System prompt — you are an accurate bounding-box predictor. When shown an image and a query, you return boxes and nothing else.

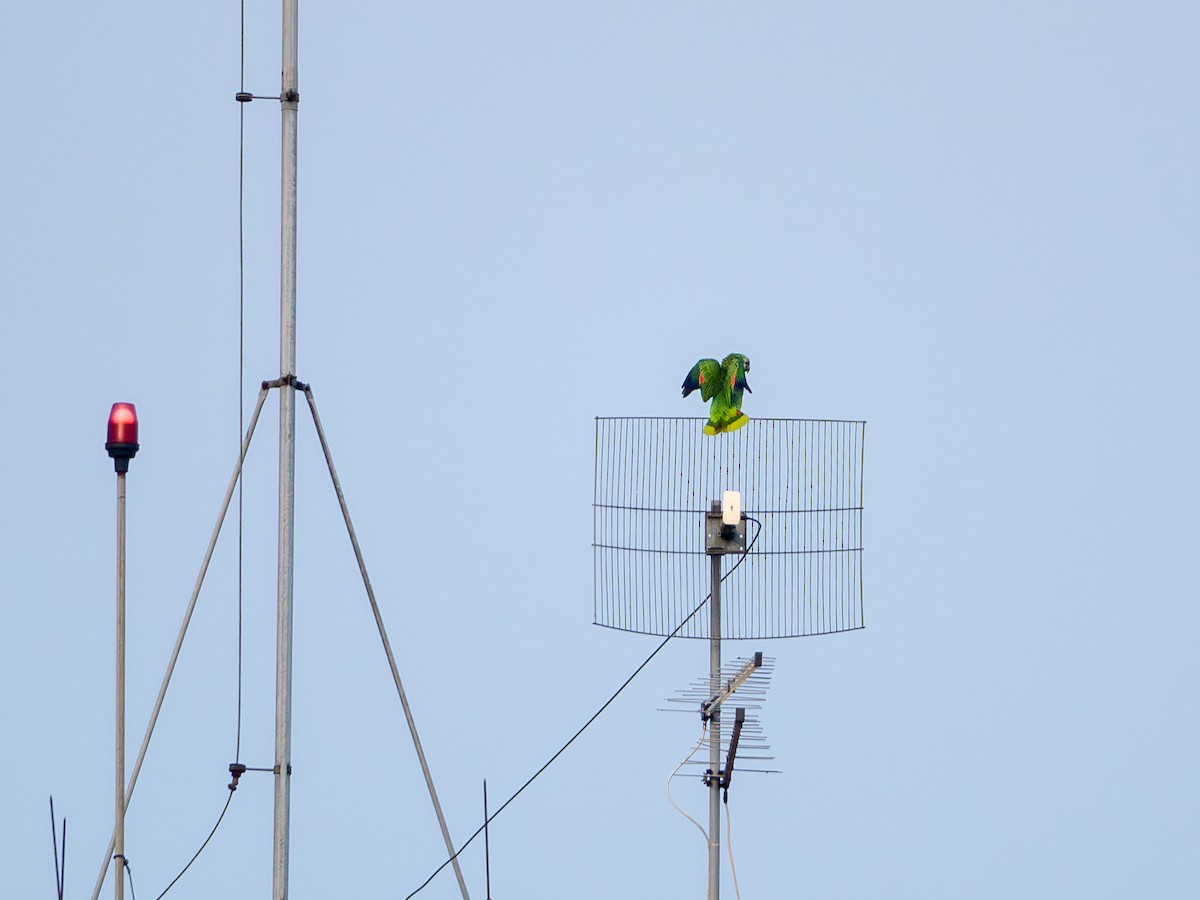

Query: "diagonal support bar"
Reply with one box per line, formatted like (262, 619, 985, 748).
(91, 385, 272, 900)
(301, 385, 471, 900)
(722, 707, 747, 795)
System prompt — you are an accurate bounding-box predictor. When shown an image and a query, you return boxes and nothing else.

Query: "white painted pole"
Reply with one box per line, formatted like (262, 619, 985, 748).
(274, 0, 299, 894)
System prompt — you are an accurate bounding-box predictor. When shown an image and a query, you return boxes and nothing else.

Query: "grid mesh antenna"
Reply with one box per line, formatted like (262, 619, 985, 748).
(593, 417, 865, 639)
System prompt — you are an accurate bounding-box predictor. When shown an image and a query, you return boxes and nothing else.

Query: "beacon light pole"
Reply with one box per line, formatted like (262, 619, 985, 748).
(106, 402, 139, 900)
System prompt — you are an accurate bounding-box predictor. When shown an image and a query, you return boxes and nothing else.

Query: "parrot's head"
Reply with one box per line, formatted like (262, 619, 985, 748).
(726, 353, 751, 393)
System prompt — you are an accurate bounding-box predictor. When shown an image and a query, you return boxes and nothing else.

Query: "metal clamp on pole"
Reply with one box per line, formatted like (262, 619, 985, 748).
(706, 492, 746, 555)
(228, 763, 248, 791)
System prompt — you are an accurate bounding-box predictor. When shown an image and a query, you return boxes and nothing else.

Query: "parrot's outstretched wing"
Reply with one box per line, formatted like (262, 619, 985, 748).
(682, 358, 722, 401)
(728, 356, 751, 408)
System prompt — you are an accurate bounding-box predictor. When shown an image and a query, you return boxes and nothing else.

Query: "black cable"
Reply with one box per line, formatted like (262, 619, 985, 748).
(403, 517, 762, 899)
(49, 797, 65, 900)
(153, 789, 235, 900)
(122, 857, 137, 900)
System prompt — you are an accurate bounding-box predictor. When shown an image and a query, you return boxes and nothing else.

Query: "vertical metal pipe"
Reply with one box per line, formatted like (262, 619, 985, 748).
(708, 545, 721, 900)
(274, 0, 299, 895)
(115, 471, 126, 900)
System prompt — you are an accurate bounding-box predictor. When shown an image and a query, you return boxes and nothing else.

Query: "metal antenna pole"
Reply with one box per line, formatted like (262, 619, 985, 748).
(114, 470, 127, 900)
(273, 0, 299, 895)
(708, 546, 722, 900)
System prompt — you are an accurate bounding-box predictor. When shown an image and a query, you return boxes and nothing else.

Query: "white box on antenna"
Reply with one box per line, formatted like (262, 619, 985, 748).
(706, 493, 746, 553)
(722, 490, 741, 525)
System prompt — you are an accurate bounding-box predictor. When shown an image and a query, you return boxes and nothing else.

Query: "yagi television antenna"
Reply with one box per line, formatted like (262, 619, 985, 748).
(593, 416, 865, 899)
(663, 652, 780, 781)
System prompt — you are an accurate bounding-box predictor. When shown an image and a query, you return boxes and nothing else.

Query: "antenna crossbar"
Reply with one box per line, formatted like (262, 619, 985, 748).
(701, 653, 763, 720)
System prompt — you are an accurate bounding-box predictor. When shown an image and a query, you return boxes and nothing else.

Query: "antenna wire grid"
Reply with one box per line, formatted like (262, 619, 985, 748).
(594, 417, 865, 639)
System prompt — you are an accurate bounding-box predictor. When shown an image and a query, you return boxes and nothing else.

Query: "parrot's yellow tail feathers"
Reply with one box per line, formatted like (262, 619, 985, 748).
(704, 412, 749, 435)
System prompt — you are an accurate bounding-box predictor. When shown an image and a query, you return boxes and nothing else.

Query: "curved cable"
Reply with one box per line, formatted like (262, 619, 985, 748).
(123, 857, 137, 900)
(153, 789, 235, 900)
(403, 517, 763, 899)
(49, 796, 66, 900)
(725, 796, 742, 900)
(666, 723, 710, 842)
(727, 519, 756, 900)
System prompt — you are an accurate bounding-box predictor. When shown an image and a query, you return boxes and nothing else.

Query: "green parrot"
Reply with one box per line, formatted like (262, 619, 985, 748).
(681, 353, 752, 435)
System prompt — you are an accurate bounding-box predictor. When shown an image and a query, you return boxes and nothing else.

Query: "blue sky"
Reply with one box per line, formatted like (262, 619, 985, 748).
(2, 2, 1197, 897)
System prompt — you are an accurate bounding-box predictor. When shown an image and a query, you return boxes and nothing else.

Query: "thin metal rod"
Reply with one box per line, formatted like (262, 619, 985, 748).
(708, 539, 722, 900)
(50, 797, 65, 900)
(484, 780, 491, 900)
(273, 0, 299, 893)
(115, 471, 126, 900)
(90, 387, 270, 900)
(301, 386, 471, 900)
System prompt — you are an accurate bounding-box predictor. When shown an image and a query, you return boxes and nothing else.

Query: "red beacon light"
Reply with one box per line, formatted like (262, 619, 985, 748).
(106, 402, 140, 472)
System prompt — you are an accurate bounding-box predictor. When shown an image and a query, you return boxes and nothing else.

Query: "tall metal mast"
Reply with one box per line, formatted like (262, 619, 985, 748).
(707, 550, 722, 900)
(273, 0, 299, 894)
(703, 493, 747, 900)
